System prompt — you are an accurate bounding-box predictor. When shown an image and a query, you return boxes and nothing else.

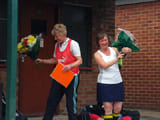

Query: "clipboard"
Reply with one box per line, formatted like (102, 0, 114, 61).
(50, 63, 75, 88)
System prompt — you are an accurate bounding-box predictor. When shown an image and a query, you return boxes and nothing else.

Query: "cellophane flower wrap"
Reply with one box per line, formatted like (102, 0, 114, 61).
(17, 34, 42, 67)
(112, 28, 140, 67)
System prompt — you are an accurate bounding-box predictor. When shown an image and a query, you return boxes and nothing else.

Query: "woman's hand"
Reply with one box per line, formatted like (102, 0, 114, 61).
(63, 65, 72, 72)
(35, 58, 43, 63)
(117, 54, 123, 59)
(122, 47, 132, 54)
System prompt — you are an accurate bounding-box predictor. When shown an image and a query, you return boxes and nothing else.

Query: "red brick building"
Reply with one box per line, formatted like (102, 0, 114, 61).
(0, 0, 159, 117)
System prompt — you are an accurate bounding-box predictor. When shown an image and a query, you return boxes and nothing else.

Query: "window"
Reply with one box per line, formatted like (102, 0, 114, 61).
(31, 19, 47, 35)
(0, 0, 7, 64)
(63, 4, 92, 67)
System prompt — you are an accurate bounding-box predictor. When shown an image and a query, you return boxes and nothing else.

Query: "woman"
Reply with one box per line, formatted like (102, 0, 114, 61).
(36, 24, 82, 120)
(94, 32, 131, 120)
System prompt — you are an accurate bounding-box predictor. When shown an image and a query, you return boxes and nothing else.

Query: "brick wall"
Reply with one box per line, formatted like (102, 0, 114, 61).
(115, 1, 160, 110)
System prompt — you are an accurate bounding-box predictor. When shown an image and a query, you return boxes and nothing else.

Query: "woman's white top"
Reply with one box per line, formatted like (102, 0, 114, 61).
(53, 37, 81, 58)
(97, 47, 122, 84)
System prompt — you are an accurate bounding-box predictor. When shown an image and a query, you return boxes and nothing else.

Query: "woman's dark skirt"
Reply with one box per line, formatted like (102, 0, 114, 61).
(97, 82, 124, 102)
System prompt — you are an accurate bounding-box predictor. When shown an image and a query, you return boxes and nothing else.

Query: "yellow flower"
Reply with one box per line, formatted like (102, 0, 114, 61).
(17, 44, 23, 52)
(20, 47, 28, 53)
(21, 38, 24, 42)
(29, 36, 36, 42)
(29, 35, 35, 40)
(25, 47, 28, 51)
(28, 39, 33, 43)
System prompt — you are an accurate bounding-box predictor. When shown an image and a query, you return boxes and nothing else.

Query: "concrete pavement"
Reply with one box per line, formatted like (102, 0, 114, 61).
(139, 109, 160, 120)
(28, 115, 68, 120)
(28, 109, 160, 120)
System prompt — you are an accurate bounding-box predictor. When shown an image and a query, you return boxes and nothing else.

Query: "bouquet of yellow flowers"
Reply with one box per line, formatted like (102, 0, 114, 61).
(17, 34, 42, 67)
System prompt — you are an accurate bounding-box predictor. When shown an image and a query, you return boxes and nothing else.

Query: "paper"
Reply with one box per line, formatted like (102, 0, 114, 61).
(50, 63, 75, 88)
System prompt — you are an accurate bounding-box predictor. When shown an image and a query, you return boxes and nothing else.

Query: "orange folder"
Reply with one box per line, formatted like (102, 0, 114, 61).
(50, 63, 75, 88)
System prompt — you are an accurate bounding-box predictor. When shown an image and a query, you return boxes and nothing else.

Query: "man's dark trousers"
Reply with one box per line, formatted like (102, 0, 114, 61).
(43, 74, 80, 120)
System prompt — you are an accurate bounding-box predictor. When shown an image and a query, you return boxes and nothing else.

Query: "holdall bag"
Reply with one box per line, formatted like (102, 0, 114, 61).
(16, 111, 28, 120)
(83, 104, 105, 116)
(121, 109, 140, 120)
(121, 116, 132, 120)
(77, 111, 90, 120)
(82, 104, 98, 115)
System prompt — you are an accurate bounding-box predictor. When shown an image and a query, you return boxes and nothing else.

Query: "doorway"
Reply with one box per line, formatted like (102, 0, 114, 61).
(18, 0, 57, 116)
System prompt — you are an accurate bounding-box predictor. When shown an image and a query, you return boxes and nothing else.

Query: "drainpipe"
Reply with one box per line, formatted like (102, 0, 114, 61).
(6, 0, 18, 120)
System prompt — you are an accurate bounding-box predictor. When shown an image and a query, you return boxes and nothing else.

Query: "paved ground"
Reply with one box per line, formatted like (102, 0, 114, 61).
(139, 109, 160, 120)
(28, 109, 160, 120)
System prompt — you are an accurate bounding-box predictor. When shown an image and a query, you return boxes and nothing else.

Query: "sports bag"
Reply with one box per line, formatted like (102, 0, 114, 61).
(121, 109, 140, 120)
(82, 104, 105, 116)
(77, 111, 90, 120)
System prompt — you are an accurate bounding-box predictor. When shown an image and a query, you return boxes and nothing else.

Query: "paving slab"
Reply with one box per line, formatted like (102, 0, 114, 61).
(28, 115, 68, 120)
(28, 109, 160, 120)
(138, 109, 160, 120)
